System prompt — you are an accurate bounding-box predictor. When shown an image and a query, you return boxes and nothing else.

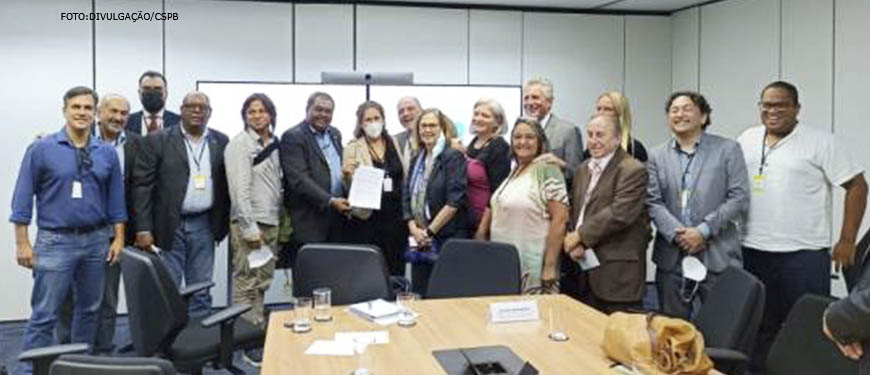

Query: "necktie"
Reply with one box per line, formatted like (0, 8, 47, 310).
(147, 115, 158, 134)
(577, 161, 604, 229)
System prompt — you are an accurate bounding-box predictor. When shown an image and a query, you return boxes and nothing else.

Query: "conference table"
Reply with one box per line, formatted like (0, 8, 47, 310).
(262, 294, 725, 374)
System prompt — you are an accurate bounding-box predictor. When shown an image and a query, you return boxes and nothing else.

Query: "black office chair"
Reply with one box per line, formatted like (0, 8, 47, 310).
(766, 294, 859, 375)
(120, 247, 264, 375)
(425, 239, 521, 299)
(693, 266, 765, 375)
(293, 243, 393, 305)
(50, 354, 176, 375)
(18, 343, 89, 375)
(19, 346, 176, 375)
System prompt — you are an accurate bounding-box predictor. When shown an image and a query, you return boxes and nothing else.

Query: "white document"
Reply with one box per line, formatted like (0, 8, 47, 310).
(348, 166, 385, 210)
(578, 249, 600, 271)
(304, 340, 355, 356)
(247, 246, 274, 269)
(348, 299, 401, 320)
(334, 331, 390, 344)
(489, 300, 540, 323)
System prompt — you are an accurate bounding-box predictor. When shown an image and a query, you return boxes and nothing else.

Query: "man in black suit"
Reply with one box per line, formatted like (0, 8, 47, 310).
(125, 70, 180, 136)
(825, 229, 870, 373)
(56, 93, 141, 354)
(280, 92, 350, 251)
(133, 91, 229, 317)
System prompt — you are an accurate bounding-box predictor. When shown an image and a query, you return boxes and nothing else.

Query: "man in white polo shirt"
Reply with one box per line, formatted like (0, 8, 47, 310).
(738, 80, 868, 373)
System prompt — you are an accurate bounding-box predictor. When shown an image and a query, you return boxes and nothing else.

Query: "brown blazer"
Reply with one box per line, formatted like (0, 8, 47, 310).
(570, 148, 651, 302)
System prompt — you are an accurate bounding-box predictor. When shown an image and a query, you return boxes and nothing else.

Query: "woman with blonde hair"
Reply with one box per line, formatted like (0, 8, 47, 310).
(588, 91, 648, 162)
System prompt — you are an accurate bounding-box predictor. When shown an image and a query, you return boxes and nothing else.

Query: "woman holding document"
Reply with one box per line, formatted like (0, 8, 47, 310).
(342, 101, 407, 276)
(403, 108, 470, 294)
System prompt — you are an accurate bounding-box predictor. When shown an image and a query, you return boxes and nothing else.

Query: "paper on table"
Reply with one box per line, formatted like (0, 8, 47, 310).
(578, 249, 600, 271)
(335, 331, 390, 344)
(348, 166, 385, 210)
(304, 340, 355, 356)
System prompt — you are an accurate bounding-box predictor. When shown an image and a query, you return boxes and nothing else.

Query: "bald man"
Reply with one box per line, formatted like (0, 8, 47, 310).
(133, 91, 230, 317)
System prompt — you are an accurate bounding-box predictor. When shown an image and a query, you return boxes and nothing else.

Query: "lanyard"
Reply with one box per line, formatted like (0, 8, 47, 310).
(364, 136, 385, 164)
(680, 152, 697, 190)
(184, 137, 207, 172)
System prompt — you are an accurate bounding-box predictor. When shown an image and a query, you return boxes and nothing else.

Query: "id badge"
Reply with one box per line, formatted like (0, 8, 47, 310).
(71, 181, 83, 199)
(193, 174, 207, 190)
(679, 189, 691, 209)
(753, 174, 766, 194)
(383, 177, 393, 193)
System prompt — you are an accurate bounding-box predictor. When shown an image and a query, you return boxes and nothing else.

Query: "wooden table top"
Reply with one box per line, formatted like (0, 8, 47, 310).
(262, 294, 723, 374)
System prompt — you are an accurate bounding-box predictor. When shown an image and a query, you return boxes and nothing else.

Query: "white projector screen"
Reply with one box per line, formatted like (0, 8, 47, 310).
(197, 81, 522, 145)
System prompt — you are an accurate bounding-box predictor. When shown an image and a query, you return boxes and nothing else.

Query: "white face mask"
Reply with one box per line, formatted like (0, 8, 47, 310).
(363, 121, 384, 139)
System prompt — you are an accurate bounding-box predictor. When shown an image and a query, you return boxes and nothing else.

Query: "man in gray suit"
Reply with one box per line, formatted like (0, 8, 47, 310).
(647, 91, 750, 319)
(825, 234, 870, 373)
(394, 96, 422, 174)
(522, 77, 583, 175)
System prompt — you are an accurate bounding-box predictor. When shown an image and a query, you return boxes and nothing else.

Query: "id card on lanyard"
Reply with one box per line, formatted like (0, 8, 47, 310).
(185, 137, 208, 190)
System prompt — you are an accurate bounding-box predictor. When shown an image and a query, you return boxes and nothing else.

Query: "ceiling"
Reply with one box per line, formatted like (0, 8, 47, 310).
(373, 0, 717, 13)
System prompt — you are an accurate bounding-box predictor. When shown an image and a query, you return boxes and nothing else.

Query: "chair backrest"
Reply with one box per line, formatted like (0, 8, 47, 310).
(694, 266, 765, 351)
(119, 248, 188, 357)
(293, 243, 392, 305)
(766, 294, 859, 375)
(425, 239, 521, 299)
(50, 355, 176, 375)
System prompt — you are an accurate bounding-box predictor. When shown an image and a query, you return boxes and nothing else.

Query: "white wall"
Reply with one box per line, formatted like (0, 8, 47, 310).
(0, 0, 676, 321)
(672, 0, 870, 297)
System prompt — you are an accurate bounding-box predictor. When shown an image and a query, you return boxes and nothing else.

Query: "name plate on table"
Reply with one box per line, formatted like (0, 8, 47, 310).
(489, 301, 540, 323)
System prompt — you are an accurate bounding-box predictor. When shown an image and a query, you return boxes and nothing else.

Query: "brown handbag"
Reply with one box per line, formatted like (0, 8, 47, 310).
(602, 312, 714, 375)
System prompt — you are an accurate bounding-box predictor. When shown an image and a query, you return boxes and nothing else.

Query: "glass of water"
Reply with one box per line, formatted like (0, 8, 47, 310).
(396, 292, 418, 327)
(313, 287, 333, 322)
(293, 297, 312, 333)
(351, 335, 375, 375)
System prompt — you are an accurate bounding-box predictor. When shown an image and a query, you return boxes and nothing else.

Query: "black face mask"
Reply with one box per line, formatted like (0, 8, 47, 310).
(141, 90, 165, 113)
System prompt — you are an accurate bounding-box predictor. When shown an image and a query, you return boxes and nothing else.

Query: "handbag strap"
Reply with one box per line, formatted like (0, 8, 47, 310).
(253, 141, 279, 166)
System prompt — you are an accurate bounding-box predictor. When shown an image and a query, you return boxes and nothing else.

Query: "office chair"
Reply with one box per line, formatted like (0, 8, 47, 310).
(766, 294, 858, 375)
(50, 354, 176, 375)
(293, 243, 393, 305)
(119, 247, 264, 375)
(692, 266, 765, 375)
(18, 343, 89, 375)
(425, 239, 522, 299)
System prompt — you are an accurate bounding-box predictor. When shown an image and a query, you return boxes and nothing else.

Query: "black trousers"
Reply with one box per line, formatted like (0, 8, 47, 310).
(743, 247, 831, 372)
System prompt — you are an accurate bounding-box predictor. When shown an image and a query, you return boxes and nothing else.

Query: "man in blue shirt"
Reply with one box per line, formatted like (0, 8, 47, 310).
(10, 86, 126, 369)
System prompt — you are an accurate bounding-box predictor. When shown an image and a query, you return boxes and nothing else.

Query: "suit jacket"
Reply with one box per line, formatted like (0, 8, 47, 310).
(133, 125, 230, 251)
(402, 147, 470, 241)
(647, 133, 750, 273)
(570, 148, 651, 302)
(122, 132, 143, 246)
(280, 121, 343, 244)
(125, 110, 181, 136)
(544, 114, 584, 178)
(827, 230, 870, 374)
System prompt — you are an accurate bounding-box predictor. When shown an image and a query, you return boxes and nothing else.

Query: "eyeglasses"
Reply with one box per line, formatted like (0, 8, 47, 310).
(757, 101, 794, 112)
(182, 103, 211, 112)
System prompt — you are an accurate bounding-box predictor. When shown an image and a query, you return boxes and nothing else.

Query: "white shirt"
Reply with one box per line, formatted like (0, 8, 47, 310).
(738, 125, 862, 251)
(540, 112, 552, 129)
(140, 109, 166, 136)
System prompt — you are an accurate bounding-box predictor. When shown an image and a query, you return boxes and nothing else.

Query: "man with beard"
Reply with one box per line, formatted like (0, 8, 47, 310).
(125, 70, 180, 135)
(56, 94, 142, 354)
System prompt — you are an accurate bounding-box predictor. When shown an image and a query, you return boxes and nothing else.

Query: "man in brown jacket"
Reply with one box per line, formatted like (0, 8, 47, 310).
(563, 114, 651, 313)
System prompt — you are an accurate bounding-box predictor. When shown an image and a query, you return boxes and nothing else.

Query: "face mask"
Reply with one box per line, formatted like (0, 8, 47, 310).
(680, 256, 708, 303)
(141, 90, 165, 113)
(363, 121, 384, 139)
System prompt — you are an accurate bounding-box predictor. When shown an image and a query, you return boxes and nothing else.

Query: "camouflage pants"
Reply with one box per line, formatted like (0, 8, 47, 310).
(230, 222, 279, 328)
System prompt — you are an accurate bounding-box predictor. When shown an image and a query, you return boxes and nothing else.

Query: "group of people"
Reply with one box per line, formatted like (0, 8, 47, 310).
(10, 71, 870, 374)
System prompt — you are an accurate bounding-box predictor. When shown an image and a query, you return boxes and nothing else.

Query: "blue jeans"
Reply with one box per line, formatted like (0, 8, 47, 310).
(56, 258, 121, 354)
(164, 212, 214, 318)
(23, 226, 110, 373)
